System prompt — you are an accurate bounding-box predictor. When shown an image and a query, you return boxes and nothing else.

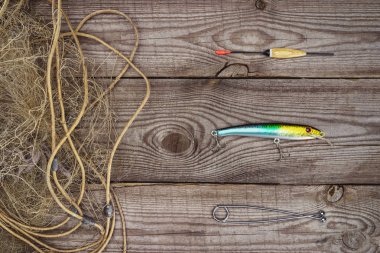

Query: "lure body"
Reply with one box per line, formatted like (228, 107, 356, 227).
(212, 124, 324, 140)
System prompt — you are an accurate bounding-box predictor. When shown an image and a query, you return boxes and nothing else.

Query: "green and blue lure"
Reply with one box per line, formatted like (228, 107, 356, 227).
(212, 123, 331, 160)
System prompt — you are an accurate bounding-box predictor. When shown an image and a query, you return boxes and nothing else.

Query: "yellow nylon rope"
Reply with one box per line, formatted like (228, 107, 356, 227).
(0, 0, 9, 18)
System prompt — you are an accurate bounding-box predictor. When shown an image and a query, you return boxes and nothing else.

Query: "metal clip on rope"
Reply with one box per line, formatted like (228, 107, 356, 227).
(82, 215, 95, 226)
(212, 205, 326, 224)
(103, 204, 113, 218)
(51, 158, 59, 172)
(69, 206, 79, 215)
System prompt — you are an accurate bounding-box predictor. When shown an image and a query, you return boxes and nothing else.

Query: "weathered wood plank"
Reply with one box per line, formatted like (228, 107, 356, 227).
(103, 78, 380, 184)
(32, 0, 380, 77)
(49, 184, 380, 252)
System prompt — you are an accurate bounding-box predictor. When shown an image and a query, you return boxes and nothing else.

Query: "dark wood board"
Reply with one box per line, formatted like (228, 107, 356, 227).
(99, 78, 380, 184)
(32, 0, 380, 78)
(48, 184, 380, 253)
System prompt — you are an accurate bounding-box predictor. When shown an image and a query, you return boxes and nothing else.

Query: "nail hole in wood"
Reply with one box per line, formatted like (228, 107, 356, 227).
(161, 133, 192, 154)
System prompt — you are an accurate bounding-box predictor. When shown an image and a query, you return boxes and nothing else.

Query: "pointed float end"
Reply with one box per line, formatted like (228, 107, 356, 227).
(215, 50, 232, 55)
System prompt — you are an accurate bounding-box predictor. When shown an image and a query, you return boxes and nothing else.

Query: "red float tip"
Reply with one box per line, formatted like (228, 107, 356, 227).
(215, 50, 232, 55)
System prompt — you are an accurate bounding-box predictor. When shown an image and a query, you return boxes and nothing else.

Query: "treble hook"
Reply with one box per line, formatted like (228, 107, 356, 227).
(273, 138, 289, 161)
(211, 130, 225, 152)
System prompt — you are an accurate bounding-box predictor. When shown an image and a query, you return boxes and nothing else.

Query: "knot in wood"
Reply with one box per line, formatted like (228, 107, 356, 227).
(327, 185, 344, 203)
(255, 0, 266, 10)
(216, 63, 249, 77)
(342, 231, 367, 250)
(161, 132, 192, 154)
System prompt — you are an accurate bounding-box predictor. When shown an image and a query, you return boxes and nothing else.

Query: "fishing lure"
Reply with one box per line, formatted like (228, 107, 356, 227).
(211, 123, 331, 160)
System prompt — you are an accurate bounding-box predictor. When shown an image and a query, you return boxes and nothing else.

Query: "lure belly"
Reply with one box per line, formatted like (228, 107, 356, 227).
(212, 124, 324, 140)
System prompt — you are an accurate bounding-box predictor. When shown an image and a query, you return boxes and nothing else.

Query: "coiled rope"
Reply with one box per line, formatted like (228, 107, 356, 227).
(0, 0, 150, 251)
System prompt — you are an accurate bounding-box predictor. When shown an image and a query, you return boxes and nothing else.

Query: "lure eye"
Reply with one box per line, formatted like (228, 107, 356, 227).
(305, 127, 311, 133)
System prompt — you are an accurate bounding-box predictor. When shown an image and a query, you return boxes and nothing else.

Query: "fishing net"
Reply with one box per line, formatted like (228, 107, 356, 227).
(0, 1, 149, 251)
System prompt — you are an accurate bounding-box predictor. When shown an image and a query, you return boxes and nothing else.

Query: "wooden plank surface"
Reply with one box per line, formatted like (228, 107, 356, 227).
(32, 0, 380, 78)
(5, 2, 380, 252)
(49, 184, 380, 253)
(101, 78, 380, 184)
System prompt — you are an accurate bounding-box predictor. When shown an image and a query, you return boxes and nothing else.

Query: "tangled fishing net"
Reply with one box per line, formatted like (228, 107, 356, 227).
(0, 0, 150, 252)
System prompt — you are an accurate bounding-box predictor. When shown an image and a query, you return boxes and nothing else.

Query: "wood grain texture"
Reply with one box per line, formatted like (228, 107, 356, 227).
(49, 184, 380, 253)
(32, 0, 380, 77)
(101, 78, 380, 184)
